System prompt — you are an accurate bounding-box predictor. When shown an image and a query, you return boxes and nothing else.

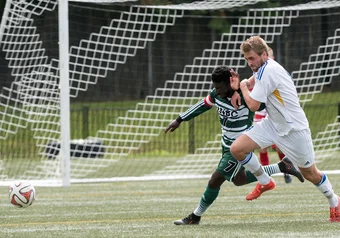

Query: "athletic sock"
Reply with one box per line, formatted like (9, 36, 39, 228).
(316, 173, 338, 207)
(239, 152, 270, 185)
(245, 164, 281, 184)
(259, 152, 269, 165)
(193, 186, 220, 216)
(264, 164, 281, 175)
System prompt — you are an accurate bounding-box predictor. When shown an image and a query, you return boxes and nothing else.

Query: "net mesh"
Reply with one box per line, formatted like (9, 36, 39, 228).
(0, 0, 339, 183)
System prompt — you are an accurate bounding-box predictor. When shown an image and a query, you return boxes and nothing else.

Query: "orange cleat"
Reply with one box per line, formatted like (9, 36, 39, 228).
(246, 178, 276, 201)
(329, 196, 340, 222)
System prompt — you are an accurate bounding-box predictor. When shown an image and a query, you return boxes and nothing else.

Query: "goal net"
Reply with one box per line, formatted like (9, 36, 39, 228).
(0, 0, 339, 185)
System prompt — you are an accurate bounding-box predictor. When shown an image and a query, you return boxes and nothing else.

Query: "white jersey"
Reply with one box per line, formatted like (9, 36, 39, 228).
(250, 58, 309, 136)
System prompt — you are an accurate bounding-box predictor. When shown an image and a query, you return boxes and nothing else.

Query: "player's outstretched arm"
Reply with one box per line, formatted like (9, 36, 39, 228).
(165, 97, 212, 134)
(164, 118, 181, 134)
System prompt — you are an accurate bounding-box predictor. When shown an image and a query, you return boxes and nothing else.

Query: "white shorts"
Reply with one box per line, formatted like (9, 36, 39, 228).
(245, 118, 315, 168)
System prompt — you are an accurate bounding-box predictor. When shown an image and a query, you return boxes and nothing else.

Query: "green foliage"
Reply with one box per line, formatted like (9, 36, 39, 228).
(208, 16, 231, 35)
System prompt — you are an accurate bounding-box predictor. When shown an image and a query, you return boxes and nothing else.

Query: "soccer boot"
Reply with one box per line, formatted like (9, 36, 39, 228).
(329, 196, 340, 222)
(174, 213, 201, 225)
(246, 178, 276, 201)
(284, 173, 292, 183)
(278, 157, 304, 183)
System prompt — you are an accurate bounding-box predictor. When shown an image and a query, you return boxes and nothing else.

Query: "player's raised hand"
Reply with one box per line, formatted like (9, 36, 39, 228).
(164, 120, 181, 134)
(230, 68, 240, 91)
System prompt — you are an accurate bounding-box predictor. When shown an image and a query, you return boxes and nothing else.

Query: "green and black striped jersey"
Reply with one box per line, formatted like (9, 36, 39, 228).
(179, 89, 255, 148)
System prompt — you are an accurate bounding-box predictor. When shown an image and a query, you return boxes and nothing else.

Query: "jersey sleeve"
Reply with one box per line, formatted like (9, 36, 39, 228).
(179, 89, 215, 121)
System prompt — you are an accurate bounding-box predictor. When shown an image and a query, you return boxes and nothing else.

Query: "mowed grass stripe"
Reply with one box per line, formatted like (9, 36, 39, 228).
(0, 176, 339, 237)
(0, 210, 331, 228)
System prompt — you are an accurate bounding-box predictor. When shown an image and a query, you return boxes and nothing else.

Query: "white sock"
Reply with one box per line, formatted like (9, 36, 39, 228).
(263, 164, 281, 175)
(316, 173, 338, 207)
(240, 152, 271, 185)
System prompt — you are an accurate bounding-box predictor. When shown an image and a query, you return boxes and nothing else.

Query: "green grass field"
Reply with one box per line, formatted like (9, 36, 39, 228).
(1, 174, 340, 238)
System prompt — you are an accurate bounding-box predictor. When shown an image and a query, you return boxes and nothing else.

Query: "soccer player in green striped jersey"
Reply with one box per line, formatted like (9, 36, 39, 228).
(165, 66, 304, 225)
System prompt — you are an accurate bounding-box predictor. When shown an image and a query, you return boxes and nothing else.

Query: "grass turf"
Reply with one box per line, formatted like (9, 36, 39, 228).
(1, 174, 340, 237)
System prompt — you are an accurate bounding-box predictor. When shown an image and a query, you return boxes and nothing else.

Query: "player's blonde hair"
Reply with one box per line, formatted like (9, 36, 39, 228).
(240, 36, 269, 56)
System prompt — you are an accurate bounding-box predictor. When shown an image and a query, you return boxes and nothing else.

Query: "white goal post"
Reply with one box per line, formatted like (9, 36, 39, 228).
(59, 0, 71, 186)
(0, 0, 339, 186)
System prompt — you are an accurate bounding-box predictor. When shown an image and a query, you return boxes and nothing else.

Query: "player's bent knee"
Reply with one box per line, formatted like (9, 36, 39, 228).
(230, 143, 239, 156)
(230, 143, 246, 160)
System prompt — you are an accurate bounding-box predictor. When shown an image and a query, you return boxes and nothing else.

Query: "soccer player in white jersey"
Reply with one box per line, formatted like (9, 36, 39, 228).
(254, 47, 292, 183)
(229, 35, 340, 222)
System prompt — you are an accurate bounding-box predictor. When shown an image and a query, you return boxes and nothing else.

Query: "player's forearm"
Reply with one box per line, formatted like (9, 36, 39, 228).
(242, 93, 259, 112)
(240, 80, 259, 112)
(248, 76, 255, 89)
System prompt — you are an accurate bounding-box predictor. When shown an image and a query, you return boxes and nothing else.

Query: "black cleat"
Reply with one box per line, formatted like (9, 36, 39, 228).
(278, 157, 304, 183)
(174, 213, 201, 225)
(284, 173, 292, 183)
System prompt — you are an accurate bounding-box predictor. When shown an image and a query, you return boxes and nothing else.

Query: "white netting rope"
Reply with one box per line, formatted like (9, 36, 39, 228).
(0, 0, 339, 180)
(144, 0, 268, 10)
(150, 1, 340, 175)
(0, 0, 271, 180)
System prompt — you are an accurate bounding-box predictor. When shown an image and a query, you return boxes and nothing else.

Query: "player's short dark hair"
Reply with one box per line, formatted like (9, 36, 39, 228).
(211, 66, 232, 83)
